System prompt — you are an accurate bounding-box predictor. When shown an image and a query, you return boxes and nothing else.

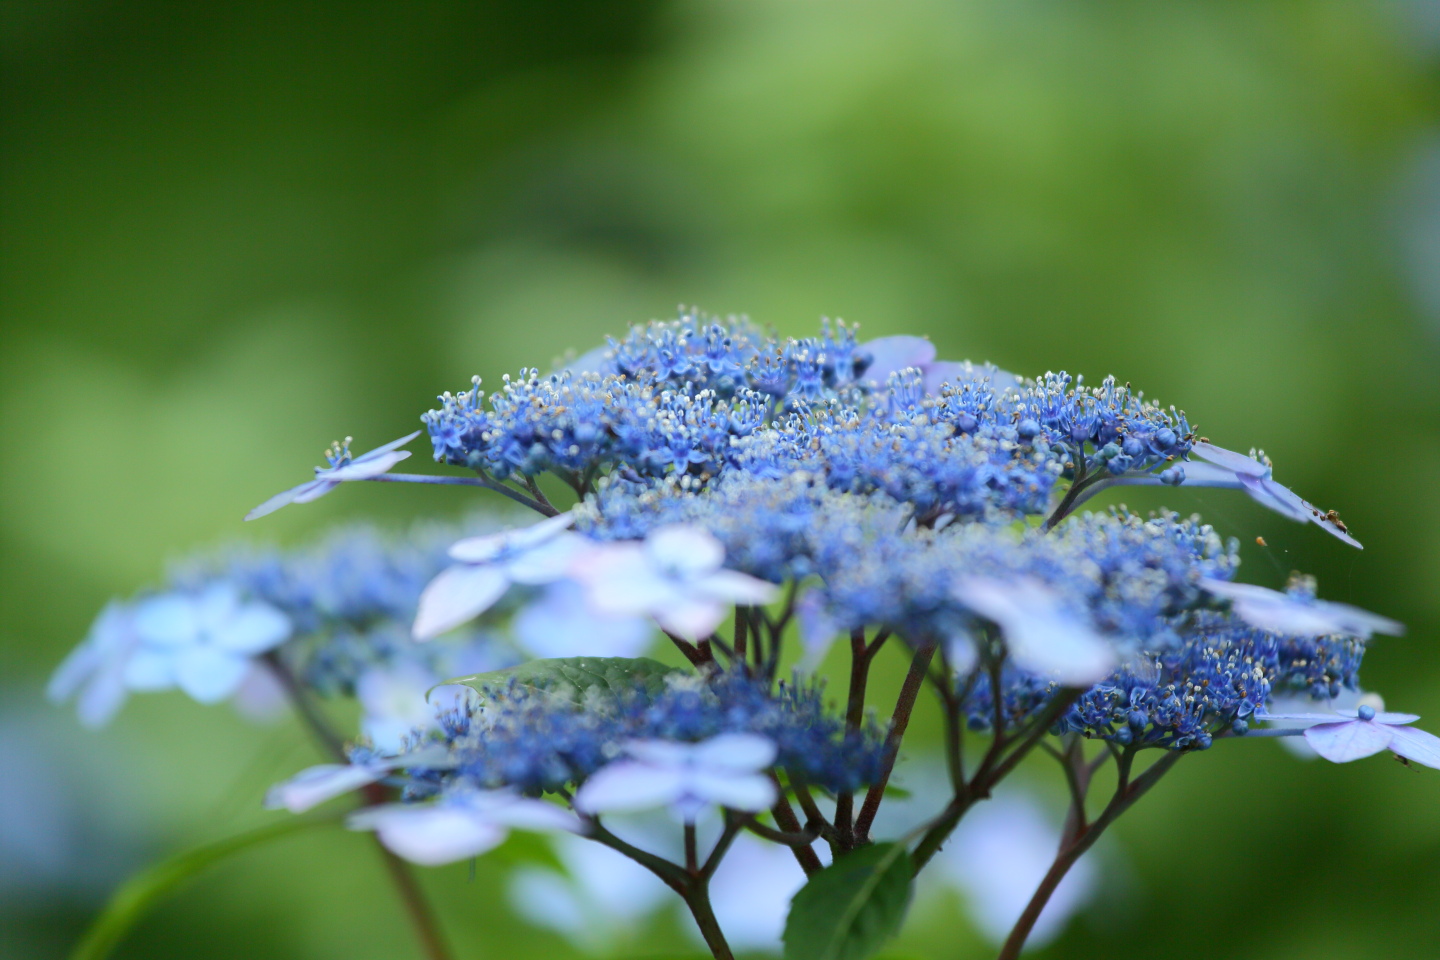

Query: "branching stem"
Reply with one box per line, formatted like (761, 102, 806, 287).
(995, 750, 1181, 960)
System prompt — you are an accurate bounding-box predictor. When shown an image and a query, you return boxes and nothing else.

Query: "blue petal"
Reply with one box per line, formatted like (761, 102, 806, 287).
(1303, 720, 1394, 763)
(1386, 725, 1440, 770)
(245, 477, 334, 520)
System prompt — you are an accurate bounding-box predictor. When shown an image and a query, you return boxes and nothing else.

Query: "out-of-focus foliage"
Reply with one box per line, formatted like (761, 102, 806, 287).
(3, 1, 1438, 958)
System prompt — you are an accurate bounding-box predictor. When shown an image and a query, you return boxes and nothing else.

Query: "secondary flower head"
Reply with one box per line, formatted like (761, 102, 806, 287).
(245, 431, 420, 521)
(572, 525, 779, 640)
(349, 787, 583, 865)
(412, 512, 581, 640)
(1262, 705, 1440, 769)
(123, 584, 292, 704)
(573, 733, 779, 821)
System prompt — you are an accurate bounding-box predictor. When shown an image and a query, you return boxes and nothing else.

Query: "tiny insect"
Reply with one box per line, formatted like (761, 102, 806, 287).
(1323, 509, 1348, 534)
(1255, 536, 1267, 547)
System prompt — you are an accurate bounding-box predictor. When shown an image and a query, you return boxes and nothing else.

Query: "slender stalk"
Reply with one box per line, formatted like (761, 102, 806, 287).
(261, 655, 454, 960)
(583, 818, 690, 894)
(701, 819, 742, 881)
(367, 473, 556, 517)
(834, 629, 873, 848)
(738, 815, 821, 847)
(685, 822, 699, 874)
(663, 630, 712, 668)
(734, 605, 749, 666)
(520, 475, 555, 513)
(854, 643, 936, 842)
(788, 773, 841, 857)
(683, 887, 736, 960)
(996, 750, 1181, 960)
(769, 789, 824, 875)
(1041, 454, 1092, 531)
(911, 688, 1082, 871)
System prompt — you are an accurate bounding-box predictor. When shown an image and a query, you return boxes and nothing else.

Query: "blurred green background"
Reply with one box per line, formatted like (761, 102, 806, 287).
(4, 1, 1440, 958)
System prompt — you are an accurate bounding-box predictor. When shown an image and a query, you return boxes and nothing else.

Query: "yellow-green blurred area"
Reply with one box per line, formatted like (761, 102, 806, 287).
(5, 1, 1440, 957)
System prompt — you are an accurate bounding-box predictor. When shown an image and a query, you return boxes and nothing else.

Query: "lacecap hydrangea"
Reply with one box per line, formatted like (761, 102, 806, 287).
(59, 310, 1437, 960)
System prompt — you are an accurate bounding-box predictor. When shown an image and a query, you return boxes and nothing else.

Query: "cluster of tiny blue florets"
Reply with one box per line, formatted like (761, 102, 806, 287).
(402, 671, 885, 796)
(965, 608, 1365, 750)
(174, 520, 507, 695)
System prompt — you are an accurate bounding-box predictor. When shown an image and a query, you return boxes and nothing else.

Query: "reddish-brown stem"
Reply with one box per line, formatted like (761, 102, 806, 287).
(834, 629, 874, 848)
(769, 789, 823, 874)
(854, 642, 935, 842)
(996, 750, 1180, 960)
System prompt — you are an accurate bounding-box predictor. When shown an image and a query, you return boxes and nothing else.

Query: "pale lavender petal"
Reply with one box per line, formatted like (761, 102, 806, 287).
(955, 577, 1115, 685)
(624, 739, 698, 766)
(1303, 720, 1395, 763)
(1237, 474, 1315, 523)
(479, 797, 584, 834)
(573, 762, 687, 814)
(1200, 579, 1400, 638)
(1370, 712, 1422, 725)
(573, 542, 684, 614)
(265, 764, 385, 813)
(76, 666, 130, 729)
(692, 569, 781, 606)
(212, 601, 292, 654)
(692, 733, 778, 772)
(514, 583, 654, 659)
(231, 662, 290, 722)
(288, 478, 342, 505)
(1385, 725, 1440, 770)
(1318, 601, 1403, 639)
(1190, 441, 1269, 477)
(48, 631, 107, 703)
(325, 449, 411, 481)
(1260, 712, 1363, 724)
(448, 512, 576, 563)
(654, 597, 728, 641)
(122, 647, 178, 691)
(412, 563, 511, 640)
(688, 770, 778, 812)
(1174, 461, 1247, 488)
(352, 430, 423, 463)
(349, 804, 508, 866)
(504, 532, 589, 584)
(646, 525, 725, 577)
(245, 478, 334, 520)
(174, 646, 251, 703)
(132, 595, 199, 648)
(859, 336, 936, 386)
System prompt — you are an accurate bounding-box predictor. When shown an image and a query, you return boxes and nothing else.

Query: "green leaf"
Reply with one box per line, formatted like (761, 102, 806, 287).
(71, 814, 338, 960)
(782, 842, 915, 960)
(436, 656, 685, 707)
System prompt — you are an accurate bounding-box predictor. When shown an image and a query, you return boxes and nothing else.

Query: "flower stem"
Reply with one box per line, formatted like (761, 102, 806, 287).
(854, 642, 935, 842)
(995, 749, 1181, 960)
(683, 887, 736, 960)
(261, 655, 455, 960)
